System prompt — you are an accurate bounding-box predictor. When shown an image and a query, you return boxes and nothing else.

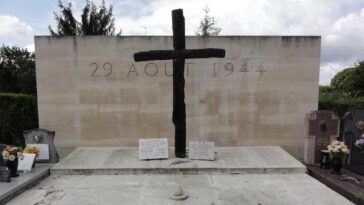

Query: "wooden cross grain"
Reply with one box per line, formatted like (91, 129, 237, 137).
(134, 9, 225, 158)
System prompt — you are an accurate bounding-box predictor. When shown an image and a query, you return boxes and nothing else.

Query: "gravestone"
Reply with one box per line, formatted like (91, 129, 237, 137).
(23, 128, 59, 163)
(342, 107, 364, 175)
(0, 143, 11, 182)
(304, 111, 339, 165)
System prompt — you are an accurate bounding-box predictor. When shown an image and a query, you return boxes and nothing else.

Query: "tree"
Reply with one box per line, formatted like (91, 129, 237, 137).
(330, 61, 364, 97)
(196, 5, 221, 37)
(0, 45, 36, 94)
(49, 0, 121, 36)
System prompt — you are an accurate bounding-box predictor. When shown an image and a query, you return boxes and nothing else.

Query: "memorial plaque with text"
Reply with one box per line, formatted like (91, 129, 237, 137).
(18, 154, 36, 171)
(139, 138, 169, 160)
(188, 141, 215, 161)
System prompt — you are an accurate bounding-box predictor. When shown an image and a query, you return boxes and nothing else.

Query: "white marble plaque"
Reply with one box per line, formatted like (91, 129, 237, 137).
(27, 144, 49, 160)
(139, 138, 169, 160)
(188, 141, 215, 160)
(18, 154, 36, 171)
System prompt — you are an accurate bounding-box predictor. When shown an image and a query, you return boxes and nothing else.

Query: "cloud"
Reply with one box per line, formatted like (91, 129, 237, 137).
(319, 62, 352, 85)
(0, 15, 33, 39)
(113, 0, 364, 85)
(1, 0, 362, 85)
(24, 43, 35, 52)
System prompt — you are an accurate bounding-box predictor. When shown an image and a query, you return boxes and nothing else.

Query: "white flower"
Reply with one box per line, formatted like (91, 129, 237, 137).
(342, 148, 349, 153)
(332, 141, 339, 145)
(3, 156, 8, 160)
(8, 155, 16, 161)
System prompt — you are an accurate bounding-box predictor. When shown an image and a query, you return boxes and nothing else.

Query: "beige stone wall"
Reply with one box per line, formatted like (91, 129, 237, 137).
(35, 36, 320, 158)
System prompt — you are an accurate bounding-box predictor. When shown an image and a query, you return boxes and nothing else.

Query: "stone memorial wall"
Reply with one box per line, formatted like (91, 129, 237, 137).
(35, 36, 320, 158)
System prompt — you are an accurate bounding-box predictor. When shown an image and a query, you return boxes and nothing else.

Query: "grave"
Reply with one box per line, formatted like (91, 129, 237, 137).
(343, 107, 364, 175)
(304, 110, 339, 165)
(24, 128, 59, 163)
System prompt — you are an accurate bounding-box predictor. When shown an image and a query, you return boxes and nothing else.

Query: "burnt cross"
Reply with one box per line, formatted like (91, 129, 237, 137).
(134, 9, 225, 158)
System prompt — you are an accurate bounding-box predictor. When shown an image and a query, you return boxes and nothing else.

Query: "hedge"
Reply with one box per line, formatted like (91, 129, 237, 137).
(0, 93, 38, 146)
(319, 95, 364, 117)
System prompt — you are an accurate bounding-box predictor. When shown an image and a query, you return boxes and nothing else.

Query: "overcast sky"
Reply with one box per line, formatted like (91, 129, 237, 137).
(1, 0, 364, 85)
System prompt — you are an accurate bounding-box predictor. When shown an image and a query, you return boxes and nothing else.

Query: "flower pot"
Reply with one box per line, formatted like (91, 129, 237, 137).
(6, 158, 19, 177)
(331, 156, 343, 175)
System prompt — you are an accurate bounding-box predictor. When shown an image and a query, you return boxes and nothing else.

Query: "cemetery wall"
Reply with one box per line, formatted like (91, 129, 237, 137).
(35, 36, 320, 159)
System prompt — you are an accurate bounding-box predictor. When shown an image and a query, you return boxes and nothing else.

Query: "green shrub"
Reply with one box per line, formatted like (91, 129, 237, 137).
(319, 95, 364, 117)
(0, 93, 38, 146)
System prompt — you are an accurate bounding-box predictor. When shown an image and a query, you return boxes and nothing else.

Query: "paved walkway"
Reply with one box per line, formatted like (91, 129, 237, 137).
(6, 173, 353, 205)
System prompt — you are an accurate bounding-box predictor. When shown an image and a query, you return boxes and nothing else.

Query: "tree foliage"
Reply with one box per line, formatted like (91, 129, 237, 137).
(319, 61, 364, 117)
(49, 0, 121, 36)
(0, 45, 36, 94)
(0, 93, 38, 146)
(330, 61, 364, 97)
(196, 6, 221, 37)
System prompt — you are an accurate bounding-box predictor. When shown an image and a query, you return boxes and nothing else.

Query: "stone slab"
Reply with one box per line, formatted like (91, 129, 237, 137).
(51, 146, 306, 175)
(35, 36, 321, 160)
(139, 138, 169, 160)
(5, 173, 353, 205)
(188, 141, 215, 160)
(0, 163, 53, 205)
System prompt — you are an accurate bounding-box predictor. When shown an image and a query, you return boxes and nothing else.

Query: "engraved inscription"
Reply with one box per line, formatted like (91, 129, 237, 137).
(139, 138, 169, 160)
(90, 60, 267, 78)
(144, 63, 158, 76)
(91, 62, 113, 77)
(188, 141, 215, 161)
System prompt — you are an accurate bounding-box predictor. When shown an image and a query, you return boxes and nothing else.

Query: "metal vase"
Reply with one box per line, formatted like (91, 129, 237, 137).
(331, 157, 343, 175)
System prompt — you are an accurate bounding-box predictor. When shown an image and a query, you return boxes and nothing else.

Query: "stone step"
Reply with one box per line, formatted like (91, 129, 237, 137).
(51, 146, 306, 175)
(0, 164, 53, 205)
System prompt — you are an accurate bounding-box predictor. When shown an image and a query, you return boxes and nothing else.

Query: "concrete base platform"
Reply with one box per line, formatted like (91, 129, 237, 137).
(51, 146, 306, 175)
(4, 146, 354, 204)
(6, 174, 353, 205)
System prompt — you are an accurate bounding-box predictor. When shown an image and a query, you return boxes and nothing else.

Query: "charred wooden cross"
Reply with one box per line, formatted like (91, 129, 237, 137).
(134, 9, 225, 158)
